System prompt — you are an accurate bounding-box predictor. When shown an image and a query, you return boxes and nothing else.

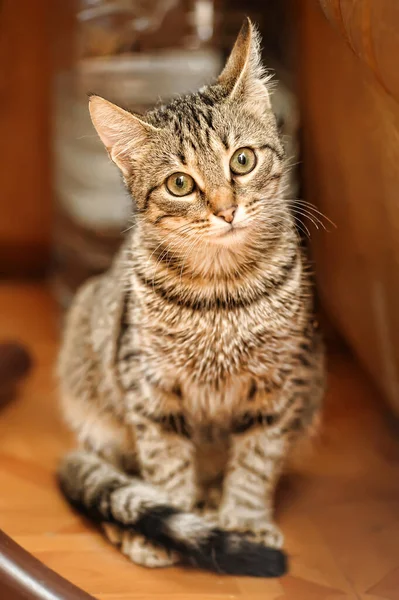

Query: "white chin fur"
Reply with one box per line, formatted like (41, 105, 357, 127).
(206, 206, 252, 246)
(207, 225, 250, 247)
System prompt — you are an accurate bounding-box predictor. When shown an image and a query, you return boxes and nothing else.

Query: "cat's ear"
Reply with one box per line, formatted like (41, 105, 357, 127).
(89, 95, 157, 175)
(218, 18, 271, 111)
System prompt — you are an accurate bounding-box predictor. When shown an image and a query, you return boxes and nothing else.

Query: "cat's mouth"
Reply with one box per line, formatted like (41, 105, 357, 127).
(221, 222, 250, 235)
(209, 222, 251, 244)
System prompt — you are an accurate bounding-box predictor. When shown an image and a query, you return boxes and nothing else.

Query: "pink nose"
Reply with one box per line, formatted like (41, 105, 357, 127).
(215, 206, 236, 224)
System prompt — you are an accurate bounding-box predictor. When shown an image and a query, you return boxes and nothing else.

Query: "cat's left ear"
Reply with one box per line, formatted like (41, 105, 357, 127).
(218, 18, 271, 112)
(89, 95, 158, 176)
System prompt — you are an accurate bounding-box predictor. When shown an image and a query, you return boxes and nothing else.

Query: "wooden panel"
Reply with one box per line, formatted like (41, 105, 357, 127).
(318, 0, 399, 101)
(298, 1, 399, 412)
(0, 0, 52, 275)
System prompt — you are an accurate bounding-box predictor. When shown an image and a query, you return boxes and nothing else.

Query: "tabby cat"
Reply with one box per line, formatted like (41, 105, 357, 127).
(58, 19, 325, 578)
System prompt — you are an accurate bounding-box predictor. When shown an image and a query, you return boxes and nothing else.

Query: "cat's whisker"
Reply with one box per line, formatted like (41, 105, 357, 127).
(290, 207, 321, 231)
(277, 212, 310, 240)
(285, 198, 337, 229)
(145, 223, 196, 278)
(288, 203, 327, 230)
(151, 228, 202, 288)
(149, 229, 194, 289)
(121, 217, 137, 235)
(164, 228, 200, 282)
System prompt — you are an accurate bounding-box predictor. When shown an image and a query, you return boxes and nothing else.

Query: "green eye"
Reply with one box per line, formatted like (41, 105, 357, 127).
(230, 147, 257, 175)
(166, 172, 195, 197)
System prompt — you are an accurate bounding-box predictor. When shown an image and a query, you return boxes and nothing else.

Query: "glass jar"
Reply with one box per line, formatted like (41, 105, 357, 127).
(52, 0, 223, 307)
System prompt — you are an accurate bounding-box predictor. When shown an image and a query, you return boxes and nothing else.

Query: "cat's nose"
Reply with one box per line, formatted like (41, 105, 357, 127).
(215, 206, 236, 223)
(208, 188, 237, 223)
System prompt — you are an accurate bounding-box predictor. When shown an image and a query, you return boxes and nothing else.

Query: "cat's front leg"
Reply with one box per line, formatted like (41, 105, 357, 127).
(132, 412, 198, 512)
(219, 407, 289, 549)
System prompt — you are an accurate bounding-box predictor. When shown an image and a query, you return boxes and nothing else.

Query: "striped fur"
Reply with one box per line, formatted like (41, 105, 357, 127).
(60, 451, 286, 577)
(58, 19, 325, 577)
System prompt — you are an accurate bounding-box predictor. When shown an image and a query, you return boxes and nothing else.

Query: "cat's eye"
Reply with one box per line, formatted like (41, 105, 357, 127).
(230, 147, 257, 176)
(166, 172, 195, 197)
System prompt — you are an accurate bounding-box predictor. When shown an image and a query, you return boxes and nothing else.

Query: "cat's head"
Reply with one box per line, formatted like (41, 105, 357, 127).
(89, 19, 287, 257)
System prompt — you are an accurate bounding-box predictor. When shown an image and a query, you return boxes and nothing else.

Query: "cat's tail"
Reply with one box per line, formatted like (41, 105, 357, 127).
(58, 450, 287, 578)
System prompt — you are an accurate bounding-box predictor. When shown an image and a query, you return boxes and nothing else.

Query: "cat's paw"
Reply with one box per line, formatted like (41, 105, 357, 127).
(245, 521, 284, 549)
(121, 533, 180, 567)
(218, 511, 284, 549)
(103, 523, 180, 568)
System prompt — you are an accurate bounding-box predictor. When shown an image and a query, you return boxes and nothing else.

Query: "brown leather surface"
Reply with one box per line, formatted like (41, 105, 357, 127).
(318, 0, 399, 101)
(0, 529, 96, 599)
(299, 0, 399, 413)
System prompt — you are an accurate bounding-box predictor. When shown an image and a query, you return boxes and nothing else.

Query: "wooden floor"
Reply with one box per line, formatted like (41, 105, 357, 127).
(0, 283, 399, 600)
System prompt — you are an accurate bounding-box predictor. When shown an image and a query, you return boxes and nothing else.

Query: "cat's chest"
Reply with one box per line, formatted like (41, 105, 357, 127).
(133, 300, 293, 422)
(142, 314, 284, 419)
(144, 311, 261, 383)
(181, 376, 248, 423)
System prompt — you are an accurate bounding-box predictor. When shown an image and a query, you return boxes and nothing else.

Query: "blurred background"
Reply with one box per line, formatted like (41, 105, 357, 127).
(1, 1, 399, 597)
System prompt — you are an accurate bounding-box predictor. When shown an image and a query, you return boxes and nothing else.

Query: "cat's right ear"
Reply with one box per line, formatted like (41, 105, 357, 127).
(218, 18, 272, 113)
(89, 95, 157, 176)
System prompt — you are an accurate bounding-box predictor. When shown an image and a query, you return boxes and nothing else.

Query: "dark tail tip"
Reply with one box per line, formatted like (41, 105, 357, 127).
(189, 535, 287, 577)
(134, 506, 287, 577)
